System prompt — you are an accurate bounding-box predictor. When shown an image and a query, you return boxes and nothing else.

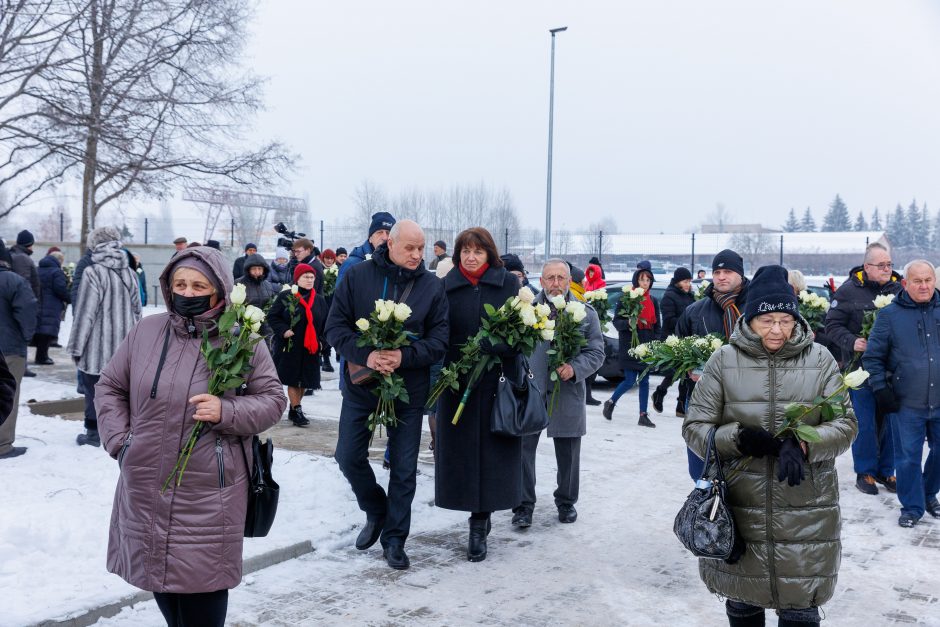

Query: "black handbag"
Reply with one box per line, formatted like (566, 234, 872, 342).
(241, 435, 279, 538)
(673, 428, 745, 562)
(490, 356, 550, 437)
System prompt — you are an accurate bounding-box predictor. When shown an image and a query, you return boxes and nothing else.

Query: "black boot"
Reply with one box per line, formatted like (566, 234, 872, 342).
(637, 412, 656, 428)
(651, 388, 665, 413)
(76, 429, 100, 447)
(322, 355, 334, 373)
(290, 405, 310, 427)
(467, 517, 489, 562)
(602, 399, 615, 420)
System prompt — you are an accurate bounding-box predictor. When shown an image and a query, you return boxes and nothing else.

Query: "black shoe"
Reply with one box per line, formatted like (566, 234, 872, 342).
(322, 358, 334, 373)
(585, 397, 602, 406)
(675, 404, 686, 418)
(355, 517, 385, 550)
(602, 399, 615, 420)
(468, 518, 489, 562)
(304, 388, 314, 396)
(511, 507, 533, 528)
(926, 499, 940, 518)
(856, 474, 878, 495)
(637, 412, 656, 428)
(34, 358, 54, 365)
(0, 446, 27, 459)
(289, 405, 310, 427)
(898, 514, 918, 528)
(558, 504, 578, 524)
(50, 342, 62, 348)
(383, 542, 410, 570)
(76, 430, 100, 447)
(876, 475, 898, 493)
(23, 368, 36, 378)
(651, 388, 665, 413)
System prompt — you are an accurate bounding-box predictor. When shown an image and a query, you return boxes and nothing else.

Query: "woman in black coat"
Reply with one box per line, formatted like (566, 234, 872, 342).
(435, 227, 522, 563)
(602, 267, 661, 427)
(651, 267, 694, 416)
(268, 263, 328, 427)
(35, 252, 70, 364)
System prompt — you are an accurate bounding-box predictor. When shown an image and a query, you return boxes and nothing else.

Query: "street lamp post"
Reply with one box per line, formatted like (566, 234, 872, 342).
(544, 26, 567, 261)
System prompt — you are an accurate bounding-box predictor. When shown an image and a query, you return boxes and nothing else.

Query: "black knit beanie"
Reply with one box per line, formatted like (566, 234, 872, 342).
(671, 267, 692, 283)
(712, 249, 744, 276)
(744, 265, 799, 323)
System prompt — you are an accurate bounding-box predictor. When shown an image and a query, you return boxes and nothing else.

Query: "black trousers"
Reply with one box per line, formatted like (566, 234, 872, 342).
(153, 589, 228, 627)
(79, 370, 100, 431)
(34, 334, 55, 362)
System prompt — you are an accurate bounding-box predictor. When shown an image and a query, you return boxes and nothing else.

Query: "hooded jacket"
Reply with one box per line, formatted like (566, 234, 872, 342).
(95, 246, 287, 593)
(235, 253, 276, 309)
(9, 243, 40, 299)
(683, 316, 857, 610)
(824, 265, 903, 367)
(36, 254, 70, 337)
(583, 263, 606, 292)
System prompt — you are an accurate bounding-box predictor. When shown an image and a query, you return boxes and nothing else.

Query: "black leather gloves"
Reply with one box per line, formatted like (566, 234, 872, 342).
(874, 387, 899, 415)
(776, 437, 806, 487)
(737, 427, 782, 458)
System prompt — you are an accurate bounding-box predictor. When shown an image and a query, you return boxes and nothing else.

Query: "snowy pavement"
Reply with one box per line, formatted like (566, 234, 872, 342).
(3, 325, 939, 625)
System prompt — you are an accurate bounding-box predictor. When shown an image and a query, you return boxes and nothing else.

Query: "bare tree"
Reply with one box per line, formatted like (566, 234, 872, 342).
(351, 179, 389, 230)
(26, 0, 293, 246)
(706, 203, 734, 232)
(729, 231, 773, 271)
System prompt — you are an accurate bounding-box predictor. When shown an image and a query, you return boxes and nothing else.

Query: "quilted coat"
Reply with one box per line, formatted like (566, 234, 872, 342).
(682, 316, 857, 610)
(96, 247, 287, 593)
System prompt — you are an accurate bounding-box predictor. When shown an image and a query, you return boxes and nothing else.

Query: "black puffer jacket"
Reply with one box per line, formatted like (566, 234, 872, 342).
(37, 254, 70, 337)
(660, 283, 694, 338)
(676, 278, 750, 339)
(824, 265, 903, 367)
(235, 254, 276, 309)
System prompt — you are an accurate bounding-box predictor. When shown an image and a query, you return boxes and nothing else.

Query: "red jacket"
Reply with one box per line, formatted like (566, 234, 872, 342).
(583, 264, 606, 291)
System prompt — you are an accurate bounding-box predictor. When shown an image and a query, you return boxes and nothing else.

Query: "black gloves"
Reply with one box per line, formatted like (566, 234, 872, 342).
(776, 437, 806, 487)
(874, 387, 899, 415)
(737, 427, 782, 458)
(479, 337, 514, 357)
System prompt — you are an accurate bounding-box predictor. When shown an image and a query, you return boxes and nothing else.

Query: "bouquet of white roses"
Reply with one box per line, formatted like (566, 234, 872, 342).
(582, 289, 612, 332)
(162, 283, 267, 492)
(617, 285, 647, 348)
(426, 288, 553, 425)
(546, 297, 589, 415)
(798, 290, 830, 332)
(860, 294, 895, 339)
(277, 283, 301, 351)
(694, 280, 710, 301)
(354, 300, 413, 433)
(322, 265, 339, 296)
(629, 334, 725, 381)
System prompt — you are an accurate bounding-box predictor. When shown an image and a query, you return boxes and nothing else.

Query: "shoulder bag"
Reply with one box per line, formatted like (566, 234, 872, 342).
(347, 279, 415, 385)
(241, 435, 279, 538)
(673, 427, 745, 563)
(490, 355, 550, 437)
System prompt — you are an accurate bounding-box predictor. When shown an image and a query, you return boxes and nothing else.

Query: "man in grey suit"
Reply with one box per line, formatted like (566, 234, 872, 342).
(513, 259, 605, 526)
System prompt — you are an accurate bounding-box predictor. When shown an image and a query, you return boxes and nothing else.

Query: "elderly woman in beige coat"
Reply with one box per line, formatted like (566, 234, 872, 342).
(96, 247, 286, 627)
(683, 265, 857, 627)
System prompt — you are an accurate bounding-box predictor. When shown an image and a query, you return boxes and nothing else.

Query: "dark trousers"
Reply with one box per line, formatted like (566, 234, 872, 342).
(521, 431, 581, 508)
(334, 400, 423, 546)
(153, 589, 228, 627)
(79, 371, 100, 431)
(34, 334, 54, 362)
(655, 371, 691, 406)
(726, 599, 819, 625)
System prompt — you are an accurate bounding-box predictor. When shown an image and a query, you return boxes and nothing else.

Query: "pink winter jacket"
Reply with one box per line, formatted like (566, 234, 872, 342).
(96, 247, 287, 593)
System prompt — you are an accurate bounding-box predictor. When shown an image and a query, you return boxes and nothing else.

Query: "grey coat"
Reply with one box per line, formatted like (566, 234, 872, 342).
(67, 241, 142, 375)
(529, 292, 605, 438)
(10, 244, 40, 299)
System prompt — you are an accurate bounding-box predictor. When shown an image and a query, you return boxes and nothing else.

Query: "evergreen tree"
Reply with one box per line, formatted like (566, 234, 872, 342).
(907, 199, 928, 250)
(890, 203, 910, 247)
(783, 208, 800, 232)
(870, 207, 882, 230)
(853, 210, 868, 231)
(822, 194, 852, 231)
(932, 208, 940, 249)
(800, 207, 816, 232)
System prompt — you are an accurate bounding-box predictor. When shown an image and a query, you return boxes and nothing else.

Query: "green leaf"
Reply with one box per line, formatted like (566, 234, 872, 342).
(784, 404, 806, 420)
(221, 376, 245, 391)
(483, 303, 497, 316)
(812, 396, 825, 406)
(795, 424, 822, 442)
(820, 403, 835, 422)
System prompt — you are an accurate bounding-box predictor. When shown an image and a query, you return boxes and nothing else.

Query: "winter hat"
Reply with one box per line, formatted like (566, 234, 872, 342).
(275, 246, 290, 260)
(434, 240, 447, 251)
(567, 263, 585, 285)
(16, 229, 34, 246)
(500, 253, 525, 274)
(632, 268, 655, 288)
(671, 267, 693, 283)
(712, 249, 744, 276)
(368, 212, 396, 237)
(205, 240, 221, 250)
(170, 254, 223, 296)
(320, 248, 336, 261)
(336, 247, 348, 256)
(744, 265, 799, 324)
(46, 246, 62, 255)
(589, 256, 602, 267)
(293, 263, 316, 283)
(244, 242, 257, 252)
(636, 260, 652, 271)
(88, 226, 122, 249)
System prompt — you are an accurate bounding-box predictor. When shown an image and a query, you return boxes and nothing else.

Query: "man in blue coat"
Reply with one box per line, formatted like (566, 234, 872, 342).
(336, 211, 395, 285)
(325, 220, 448, 570)
(864, 260, 940, 528)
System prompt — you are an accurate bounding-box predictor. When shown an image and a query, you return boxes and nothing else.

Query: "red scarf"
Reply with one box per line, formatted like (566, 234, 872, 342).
(637, 291, 657, 329)
(295, 290, 319, 354)
(459, 262, 489, 286)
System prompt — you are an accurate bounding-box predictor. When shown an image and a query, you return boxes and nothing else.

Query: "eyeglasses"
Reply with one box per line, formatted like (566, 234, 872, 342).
(542, 275, 570, 283)
(754, 318, 795, 331)
(865, 262, 893, 270)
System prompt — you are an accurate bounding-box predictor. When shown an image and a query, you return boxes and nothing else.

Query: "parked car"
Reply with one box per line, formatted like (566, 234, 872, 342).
(593, 281, 666, 383)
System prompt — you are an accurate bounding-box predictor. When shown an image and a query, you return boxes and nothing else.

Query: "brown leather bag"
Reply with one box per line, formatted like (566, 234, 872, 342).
(346, 279, 415, 385)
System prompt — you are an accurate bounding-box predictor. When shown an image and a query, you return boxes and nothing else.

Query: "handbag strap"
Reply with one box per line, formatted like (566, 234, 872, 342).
(700, 427, 726, 483)
(238, 435, 261, 487)
(397, 279, 415, 304)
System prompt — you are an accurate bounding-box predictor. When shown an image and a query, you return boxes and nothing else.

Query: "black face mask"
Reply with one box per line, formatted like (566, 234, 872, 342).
(173, 293, 212, 318)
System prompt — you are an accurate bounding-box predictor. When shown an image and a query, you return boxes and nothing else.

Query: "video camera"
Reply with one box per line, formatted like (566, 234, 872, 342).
(274, 222, 306, 250)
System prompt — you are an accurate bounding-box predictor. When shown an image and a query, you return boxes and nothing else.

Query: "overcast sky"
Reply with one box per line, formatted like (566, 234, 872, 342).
(245, 1, 940, 233)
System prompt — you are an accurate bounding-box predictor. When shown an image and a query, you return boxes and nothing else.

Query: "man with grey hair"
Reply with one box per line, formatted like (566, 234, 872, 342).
(512, 259, 604, 527)
(864, 260, 940, 528)
(825, 242, 904, 495)
(67, 226, 142, 446)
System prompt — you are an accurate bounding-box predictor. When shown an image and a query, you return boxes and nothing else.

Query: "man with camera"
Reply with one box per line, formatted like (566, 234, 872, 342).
(287, 238, 324, 294)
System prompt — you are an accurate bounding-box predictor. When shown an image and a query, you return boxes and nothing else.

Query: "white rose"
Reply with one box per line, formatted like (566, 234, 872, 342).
(393, 302, 412, 322)
(621, 285, 631, 293)
(799, 290, 811, 302)
(710, 338, 724, 351)
(630, 287, 645, 299)
(544, 318, 556, 330)
(356, 318, 370, 331)
(550, 295, 567, 310)
(250, 321, 261, 334)
(632, 344, 649, 358)
(701, 281, 710, 290)
(664, 335, 680, 347)
(541, 329, 555, 341)
(520, 304, 538, 327)
(245, 305, 265, 323)
(229, 283, 247, 305)
(280, 283, 291, 292)
(874, 294, 895, 309)
(291, 284, 299, 294)
(535, 303, 551, 319)
(377, 307, 392, 322)
(567, 301, 587, 322)
(517, 288, 535, 304)
(843, 369, 870, 389)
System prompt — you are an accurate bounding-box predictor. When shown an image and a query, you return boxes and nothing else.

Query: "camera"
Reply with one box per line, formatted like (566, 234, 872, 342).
(274, 222, 306, 250)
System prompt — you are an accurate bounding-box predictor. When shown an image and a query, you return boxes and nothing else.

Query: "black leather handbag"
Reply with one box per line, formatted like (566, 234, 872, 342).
(490, 356, 550, 437)
(674, 428, 745, 562)
(242, 435, 279, 538)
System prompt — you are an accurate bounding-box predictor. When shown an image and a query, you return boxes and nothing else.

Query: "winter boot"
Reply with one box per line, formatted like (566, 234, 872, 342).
(289, 405, 310, 427)
(76, 429, 101, 447)
(637, 412, 656, 428)
(602, 399, 615, 420)
(322, 355, 334, 373)
(675, 402, 687, 418)
(467, 517, 489, 562)
(651, 388, 665, 413)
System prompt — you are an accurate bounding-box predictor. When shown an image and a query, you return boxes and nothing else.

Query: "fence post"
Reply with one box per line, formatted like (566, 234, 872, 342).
(691, 232, 696, 271)
(230, 218, 235, 248)
(598, 230, 603, 264)
(320, 220, 325, 249)
(779, 235, 784, 265)
(144, 218, 149, 244)
(59, 213, 64, 242)
(505, 228, 509, 254)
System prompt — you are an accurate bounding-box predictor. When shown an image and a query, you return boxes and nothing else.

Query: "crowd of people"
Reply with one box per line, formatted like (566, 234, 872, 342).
(2, 218, 939, 627)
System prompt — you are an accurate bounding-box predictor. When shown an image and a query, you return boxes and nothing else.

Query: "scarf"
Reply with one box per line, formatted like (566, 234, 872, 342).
(459, 262, 489, 286)
(712, 285, 743, 338)
(295, 289, 319, 354)
(637, 291, 657, 329)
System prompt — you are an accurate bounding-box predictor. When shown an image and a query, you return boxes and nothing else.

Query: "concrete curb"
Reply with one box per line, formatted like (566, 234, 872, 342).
(32, 540, 315, 627)
(27, 397, 85, 417)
